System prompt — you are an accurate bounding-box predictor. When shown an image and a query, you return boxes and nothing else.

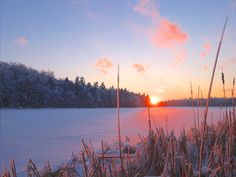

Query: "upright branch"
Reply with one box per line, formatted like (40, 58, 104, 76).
(232, 77, 235, 115)
(145, 95, 152, 131)
(197, 86, 200, 130)
(198, 17, 228, 177)
(190, 81, 197, 130)
(221, 68, 228, 117)
(10, 159, 17, 177)
(166, 114, 168, 135)
(148, 107, 152, 131)
(117, 65, 124, 175)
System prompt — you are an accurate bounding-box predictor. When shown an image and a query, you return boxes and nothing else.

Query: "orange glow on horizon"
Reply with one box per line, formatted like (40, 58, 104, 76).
(150, 96, 159, 105)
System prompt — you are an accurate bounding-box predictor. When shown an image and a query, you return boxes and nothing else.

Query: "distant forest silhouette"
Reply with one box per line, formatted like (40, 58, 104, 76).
(0, 61, 146, 108)
(0, 61, 234, 108)
(158, 98, 235, 107)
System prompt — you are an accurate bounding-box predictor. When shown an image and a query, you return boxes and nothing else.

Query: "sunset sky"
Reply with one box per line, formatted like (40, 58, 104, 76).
(1, 0, 236, 100)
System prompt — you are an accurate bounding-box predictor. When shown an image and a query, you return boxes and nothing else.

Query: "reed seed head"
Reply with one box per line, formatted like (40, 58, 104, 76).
(233, 76, 235, 86)
(221, 72, 225, 85)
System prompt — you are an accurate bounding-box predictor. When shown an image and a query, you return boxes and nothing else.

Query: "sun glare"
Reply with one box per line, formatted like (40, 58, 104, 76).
(150, 96, 159, 105)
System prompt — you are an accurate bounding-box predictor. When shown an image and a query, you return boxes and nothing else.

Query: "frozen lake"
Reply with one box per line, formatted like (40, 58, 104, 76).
(0, 107, 223, 173)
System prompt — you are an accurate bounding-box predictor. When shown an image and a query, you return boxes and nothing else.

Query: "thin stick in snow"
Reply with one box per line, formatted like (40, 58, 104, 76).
(232, 77, 235, 116)
(197, 86, 200, 130)
(190, 81, 197, 130)
(221, 68, 228, 118)
(116, 65, 124, 175)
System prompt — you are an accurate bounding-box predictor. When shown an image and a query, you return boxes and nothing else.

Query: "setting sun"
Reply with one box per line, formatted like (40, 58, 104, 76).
(150, 96, 159, 105)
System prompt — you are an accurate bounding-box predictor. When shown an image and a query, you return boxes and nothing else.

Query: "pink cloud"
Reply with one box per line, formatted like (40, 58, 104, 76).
(133, 0, 189, 48)
(133, 0, 159, 20)
(200, 42, 211, 58)
(132, 63, 146, 73)
(95, 58, 113, 74)
(15, 36, 28, 46)
(151, 18, 188, 47)
(171, 49, 187, 67)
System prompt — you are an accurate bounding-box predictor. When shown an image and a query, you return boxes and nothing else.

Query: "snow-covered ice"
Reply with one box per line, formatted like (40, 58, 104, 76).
(0, 107, 223, 174)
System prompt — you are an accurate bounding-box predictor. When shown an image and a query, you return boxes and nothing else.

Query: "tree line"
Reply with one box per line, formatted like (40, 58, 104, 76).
(158, 97, 236, 107)
(0, 61, 146, 108)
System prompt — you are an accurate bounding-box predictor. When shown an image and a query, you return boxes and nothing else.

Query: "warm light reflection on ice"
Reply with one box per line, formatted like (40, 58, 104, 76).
(1, 107, 224, 172)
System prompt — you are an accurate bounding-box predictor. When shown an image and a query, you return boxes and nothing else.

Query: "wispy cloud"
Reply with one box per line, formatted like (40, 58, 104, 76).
(15, 36, 28, 46)
(95, 58, 113, 74)
(171, 49, 187, 67)
(133, 0, 188, 48)
(151, 18, 188, 47)
(133, 0, 159, 20)
(132, 63, 146, 73)
(200, 42, 211, 58)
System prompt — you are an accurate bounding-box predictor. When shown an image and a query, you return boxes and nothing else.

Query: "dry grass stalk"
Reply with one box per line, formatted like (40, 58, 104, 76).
(27, 159, 40, 177)
(147, 106, 152, 131)
(232, 77, 235, 116)
(197, 86, 200, 131)
(82, 152, 88, 177)
(116, 65, 124, 176)
(9, 160, 17, 177)
(190, 81, 197, 130)
(221, 68, 228, 118)
(145, 95, 152, 132)
(198, 17, 228, 177)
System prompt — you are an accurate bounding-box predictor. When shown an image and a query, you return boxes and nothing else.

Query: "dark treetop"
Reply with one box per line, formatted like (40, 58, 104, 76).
(0, 61, 146, 108)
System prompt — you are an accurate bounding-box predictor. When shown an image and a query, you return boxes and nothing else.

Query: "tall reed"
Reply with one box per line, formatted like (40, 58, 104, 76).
(116, 65, 124, 176)
(221, 68, 228, 117)
(197, 86, 200, 130)
(232, 77, 235, 115)
(190, 81, 197, 130)
(198, 17, 228, 177)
